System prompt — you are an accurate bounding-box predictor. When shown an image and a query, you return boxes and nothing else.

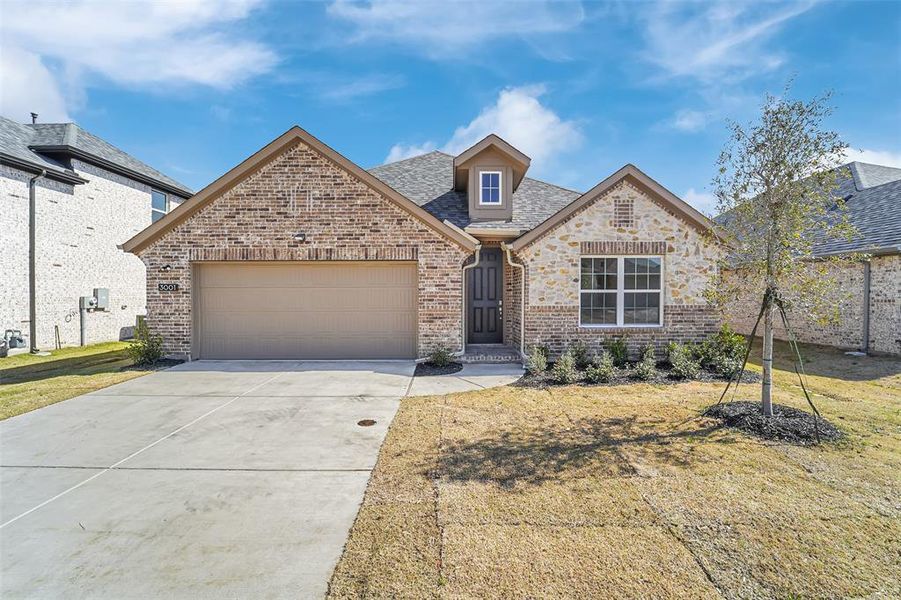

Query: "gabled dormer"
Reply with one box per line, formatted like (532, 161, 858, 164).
(453, 134, 531, 222)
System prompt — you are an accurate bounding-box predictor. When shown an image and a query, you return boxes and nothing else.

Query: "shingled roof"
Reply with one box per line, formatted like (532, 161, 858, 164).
(0, 116, 191, 196)
(369, 151, 581, 232)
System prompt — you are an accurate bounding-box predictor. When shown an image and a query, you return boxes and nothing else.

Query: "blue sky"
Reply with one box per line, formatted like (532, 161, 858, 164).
(2, 0, 899, 214)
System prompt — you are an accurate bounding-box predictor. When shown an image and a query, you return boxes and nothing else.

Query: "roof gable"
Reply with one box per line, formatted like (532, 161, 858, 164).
(453, 134, 531, 192)
(122, 126, 478, 254)
(508, 164, 718, 251)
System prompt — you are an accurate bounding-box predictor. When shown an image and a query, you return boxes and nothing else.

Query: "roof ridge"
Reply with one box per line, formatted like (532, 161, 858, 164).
(371, 149, 447, 170)
(522, 175, 582, 195)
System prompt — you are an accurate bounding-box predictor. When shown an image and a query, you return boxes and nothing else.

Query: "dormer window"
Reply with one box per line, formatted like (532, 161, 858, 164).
(480, 171, 502, 205)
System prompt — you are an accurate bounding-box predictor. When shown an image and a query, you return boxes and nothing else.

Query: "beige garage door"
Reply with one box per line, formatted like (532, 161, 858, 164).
(195, 262, 417, 359)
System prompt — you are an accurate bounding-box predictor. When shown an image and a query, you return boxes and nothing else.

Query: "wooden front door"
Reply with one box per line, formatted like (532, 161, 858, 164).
(467, 248, 503, 343)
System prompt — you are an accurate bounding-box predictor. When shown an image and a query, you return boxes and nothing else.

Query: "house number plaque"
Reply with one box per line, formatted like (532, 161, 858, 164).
(158, 283, 179, 292)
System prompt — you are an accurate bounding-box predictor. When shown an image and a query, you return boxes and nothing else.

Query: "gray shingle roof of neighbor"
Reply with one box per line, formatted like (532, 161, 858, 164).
(0, 116, 81, 181)
(27, 122, 193, 196)
(0, 116, 192, 195)
(368, 150, 581, 231)
(714, 161, 901, 257)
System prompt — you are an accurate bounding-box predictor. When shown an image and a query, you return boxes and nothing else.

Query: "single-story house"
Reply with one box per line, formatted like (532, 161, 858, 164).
(122, 126, 721, 361)
(0, 116, 191, 351)
(724, 161, 900, 356)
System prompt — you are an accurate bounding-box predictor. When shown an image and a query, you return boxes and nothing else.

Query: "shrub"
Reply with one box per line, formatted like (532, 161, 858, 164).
(698, 324, 748, 377)
(605, 337, 629, 367)
(568, 340, 591, 370)
(551, 350, 579, 384)
(632, 345, 657, 381)
(526, 344, 548, 374)
(127, 319, 163, 365)
(428, 345, 454, 367)
(710, 352, 743, 378)
(585, 351, 616, 383)
(667, 342, 700, 380)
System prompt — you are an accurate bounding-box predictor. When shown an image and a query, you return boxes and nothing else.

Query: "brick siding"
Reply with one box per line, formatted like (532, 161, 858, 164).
(136, 139, 469, 359)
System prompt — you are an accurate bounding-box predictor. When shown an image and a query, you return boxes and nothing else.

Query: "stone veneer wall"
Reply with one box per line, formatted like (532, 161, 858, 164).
(137, 140, 469, 359)
(515, 180, 721, 358)
(725, 255, 900, 356)
(0, 162, 185, 348)
(868, 254, 900, 355)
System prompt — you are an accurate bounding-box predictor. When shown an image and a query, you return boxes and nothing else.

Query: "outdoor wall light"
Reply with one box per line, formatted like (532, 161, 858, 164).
(159, 264, 172, 272)
(293, 232, 307, 241)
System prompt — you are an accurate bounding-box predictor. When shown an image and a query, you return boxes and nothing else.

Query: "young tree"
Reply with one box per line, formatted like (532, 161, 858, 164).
(711, 89, 853, 416)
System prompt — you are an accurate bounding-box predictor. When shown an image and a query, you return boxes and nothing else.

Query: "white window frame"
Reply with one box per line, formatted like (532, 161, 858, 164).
(151, 189, 169, 223)
(478, 170, 503, 205)
(579, 255, 664, 328)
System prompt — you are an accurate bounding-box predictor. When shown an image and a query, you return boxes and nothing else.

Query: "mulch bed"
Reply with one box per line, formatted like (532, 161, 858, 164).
(414, 362, 464, 376)
(513, 364, 760, 389)
(123, 358, 184, 372)
(704, 401, 842, 445)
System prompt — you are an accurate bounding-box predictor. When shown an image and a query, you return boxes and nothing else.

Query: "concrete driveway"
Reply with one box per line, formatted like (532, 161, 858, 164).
(0, 360, 414, 599)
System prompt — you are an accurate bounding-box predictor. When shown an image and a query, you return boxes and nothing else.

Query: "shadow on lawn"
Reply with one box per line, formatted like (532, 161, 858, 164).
(439, 415, 726, 486)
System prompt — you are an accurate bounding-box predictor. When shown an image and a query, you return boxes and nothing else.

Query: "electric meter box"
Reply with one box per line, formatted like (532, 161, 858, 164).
(93, 288, 110, 311)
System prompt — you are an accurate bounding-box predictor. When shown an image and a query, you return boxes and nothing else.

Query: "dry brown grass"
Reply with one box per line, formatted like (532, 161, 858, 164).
(329, 342, 901, 599)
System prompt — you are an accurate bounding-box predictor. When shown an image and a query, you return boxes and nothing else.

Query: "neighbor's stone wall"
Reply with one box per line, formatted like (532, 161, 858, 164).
(725, 261, 865, 351)
(868, 254, 900, 355)
(138, 140, 469, 359)
(0, 162, 185, 349)
(517, 180, 721, 358)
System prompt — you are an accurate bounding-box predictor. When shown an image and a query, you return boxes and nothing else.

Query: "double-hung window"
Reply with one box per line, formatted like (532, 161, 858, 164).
(479, 171, 502, 205)
(580, 256, 663, 327)
(151, 190, 169, 223)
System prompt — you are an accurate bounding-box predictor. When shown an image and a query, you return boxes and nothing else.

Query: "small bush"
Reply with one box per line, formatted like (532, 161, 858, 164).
(697, 324, 748, 377)
(127, 319, 163, 365)
(585, 351, 616, 383)
(551, 350, 579, 384)
(632, 345, 657, 381)
(710, 352, 743, 378)
(526, 344, 548, 374)
(428, 345, 454, 367)
(568, 340, 591, 370)
(606, 337, 629, 367)
(667, 342, 700, 380)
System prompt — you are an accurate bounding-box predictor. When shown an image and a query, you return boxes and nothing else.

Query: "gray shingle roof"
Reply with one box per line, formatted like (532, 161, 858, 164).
(368, 151, 580, 231)
(0, 117, 80, 180)
(27, 122, 192, 195)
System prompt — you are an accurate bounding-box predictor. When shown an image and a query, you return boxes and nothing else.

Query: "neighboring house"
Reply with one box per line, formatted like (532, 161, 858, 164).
(122, 126, 720, 361)
(0, 116, 192, 350)
(723, 162, 901, 356)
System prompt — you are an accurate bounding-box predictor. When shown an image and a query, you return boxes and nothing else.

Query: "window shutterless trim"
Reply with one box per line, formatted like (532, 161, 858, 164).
(578, 255, 664, 328)
(478, 170, 503, 205)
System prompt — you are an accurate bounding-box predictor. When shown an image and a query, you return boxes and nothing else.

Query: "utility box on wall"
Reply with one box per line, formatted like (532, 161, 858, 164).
(93, 288, 109, 311)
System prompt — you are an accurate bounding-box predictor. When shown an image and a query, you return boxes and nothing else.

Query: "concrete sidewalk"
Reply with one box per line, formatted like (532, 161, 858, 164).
(408, 363, 523, 396)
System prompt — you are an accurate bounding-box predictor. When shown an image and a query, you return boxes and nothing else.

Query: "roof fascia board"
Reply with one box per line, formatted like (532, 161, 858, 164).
(509, 164, 719, 251)
(122, 126, 477, 254)
(33, 145, 191, 197)
(0, 153, 88, 184)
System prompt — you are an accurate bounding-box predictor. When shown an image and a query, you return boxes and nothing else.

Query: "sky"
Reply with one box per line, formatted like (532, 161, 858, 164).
(1, 0, 899, 215)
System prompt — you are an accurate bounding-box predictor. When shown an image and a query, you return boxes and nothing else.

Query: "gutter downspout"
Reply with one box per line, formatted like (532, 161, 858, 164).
(862, 260, 871, 354)
(501, 243, 525, 360)
(28, 170, 46, 354)
(459, 245, 482, 357)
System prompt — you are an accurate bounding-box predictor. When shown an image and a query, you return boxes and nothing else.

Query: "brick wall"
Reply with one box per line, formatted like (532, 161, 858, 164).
(1, 162, 183, 348)
(136, 140, 469, 359)
(724, 255, 900, 356)
(515, 180, 721, 358)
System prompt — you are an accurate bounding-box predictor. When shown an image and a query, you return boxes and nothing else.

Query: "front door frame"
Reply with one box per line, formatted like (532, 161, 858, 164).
(466, 247, 504, 344)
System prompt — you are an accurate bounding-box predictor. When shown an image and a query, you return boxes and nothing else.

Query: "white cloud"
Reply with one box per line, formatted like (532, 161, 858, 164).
(0, 0, 275, 120)
(327, 0, 584, 56)
(670, 109, 710, 133)
(0, 46, 69, 122)
(384, 85, 583, 173)
(385, 141, 439, 163)
(682, 187, 718, 216)
(641, 1, 815, 83)
(842, 147, 901, 168)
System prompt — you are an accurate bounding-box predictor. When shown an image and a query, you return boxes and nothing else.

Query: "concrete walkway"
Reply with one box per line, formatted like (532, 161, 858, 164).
(408, 363, 524, 396)
(0, 360, 414, 599)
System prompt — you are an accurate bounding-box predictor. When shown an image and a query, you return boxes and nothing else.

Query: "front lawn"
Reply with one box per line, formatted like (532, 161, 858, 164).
(0, 342, 158, 420)
(328, 341, 901, 598)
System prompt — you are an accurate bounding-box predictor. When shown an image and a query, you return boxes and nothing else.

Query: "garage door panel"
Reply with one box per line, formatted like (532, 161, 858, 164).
(195, 262, 417, 359)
